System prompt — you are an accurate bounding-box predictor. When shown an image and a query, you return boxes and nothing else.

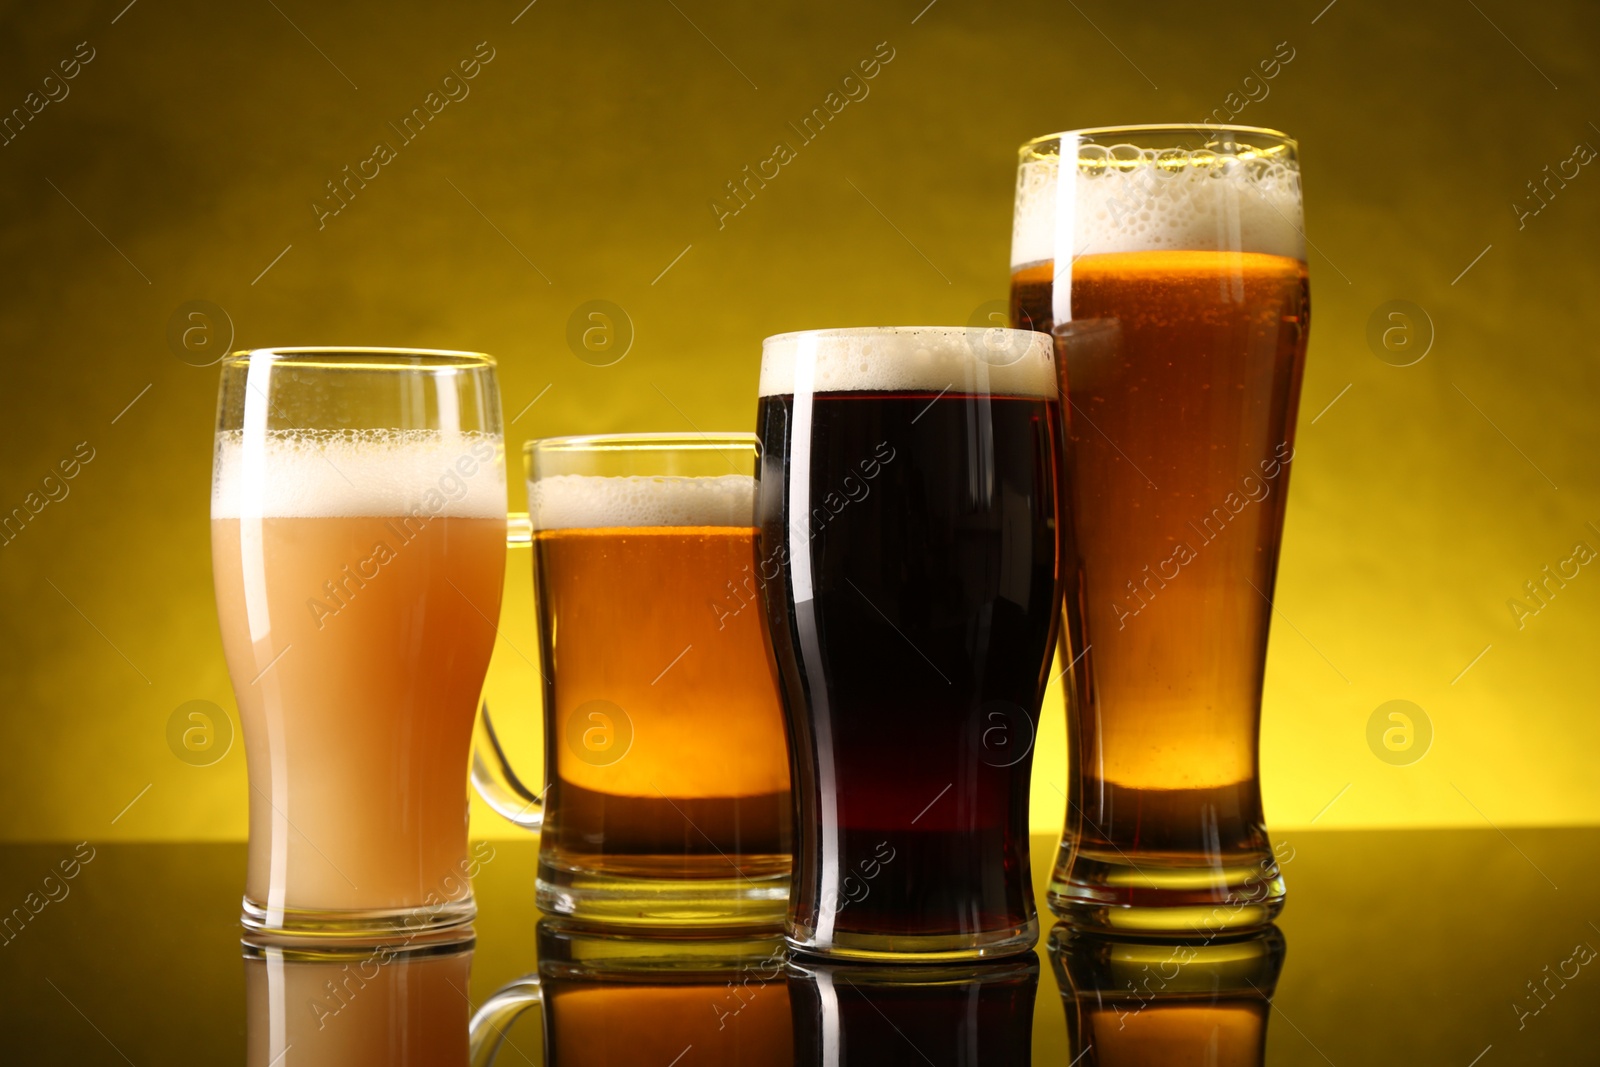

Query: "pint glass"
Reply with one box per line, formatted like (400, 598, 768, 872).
(473, 434, 792, 925)
(212, 348, 507, 941)
(755, 326, 1063, 961)
(1011, 126, 1310, 932)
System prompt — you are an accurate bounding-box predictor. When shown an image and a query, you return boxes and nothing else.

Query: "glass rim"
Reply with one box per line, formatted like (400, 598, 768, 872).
(523, 431, 759, 456)
(221, 346, 496, 371)
(762, 325, 1045, 346)
(1019, 123, 1297, 156)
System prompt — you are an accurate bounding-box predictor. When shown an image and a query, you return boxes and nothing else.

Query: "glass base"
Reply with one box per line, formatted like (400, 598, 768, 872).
(786, 918, 1040, 963)
(1047, 843, 1285, 937)
(535, 861, 788, 928)
(240, 894, 476, 948)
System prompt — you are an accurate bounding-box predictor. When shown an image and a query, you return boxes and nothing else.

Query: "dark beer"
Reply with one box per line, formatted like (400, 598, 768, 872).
(1051, 922, 1286, 1067)
(788, 956, 1039, 1066)
(1012, 128, 1309, 930)
(755, 327, 1062, 960)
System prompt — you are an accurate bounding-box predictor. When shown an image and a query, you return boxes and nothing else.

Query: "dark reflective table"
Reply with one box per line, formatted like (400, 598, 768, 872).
(2, 830, 1596, 1063)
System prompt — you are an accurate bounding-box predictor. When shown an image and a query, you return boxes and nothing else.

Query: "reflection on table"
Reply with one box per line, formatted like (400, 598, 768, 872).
(471, 918, 793, 1066)
(1051, 922, 1286, 1066)
(788, 953, 1038, 1066)
(245, 937, 474, 1067)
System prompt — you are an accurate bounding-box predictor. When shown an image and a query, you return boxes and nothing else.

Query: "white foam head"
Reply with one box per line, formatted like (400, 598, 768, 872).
(758, 326, 1055, 398)
(529, 473, 755, 530)
(212, 429, 506, 519)
(1011, 129, 1305, 268)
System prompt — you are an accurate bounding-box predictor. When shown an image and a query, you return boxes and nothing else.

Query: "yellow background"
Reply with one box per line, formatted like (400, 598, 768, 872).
(1, 0, 1595, 841)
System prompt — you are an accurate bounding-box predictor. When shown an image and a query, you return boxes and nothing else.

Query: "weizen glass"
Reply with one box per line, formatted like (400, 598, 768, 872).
(755, 326, 1063, 961)
(472, 434, 792, 925)
(1010, 126, 1310, 932)
(212, 348, 506, 943)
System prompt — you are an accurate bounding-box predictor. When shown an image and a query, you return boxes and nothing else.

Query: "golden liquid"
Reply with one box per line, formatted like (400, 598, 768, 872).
(245, 949, 469, 1066)
(213, 515, 505, 913)
(546, 980, 793, 1065)
(1013, 252, 1308, 797)
(1076, 1002, 1268, 1066)
(534, 526, 790, 877)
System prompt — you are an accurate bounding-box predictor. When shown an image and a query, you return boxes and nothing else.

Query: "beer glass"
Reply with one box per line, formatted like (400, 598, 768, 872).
(469, 919, 794, 1066)
(755, 326, 1063, 961)
(472, 434, 792, 925)
(246, 940, 474, 1067)
(787, 956, 1039, 1065)
(1011, 126, 1309, 933)
(213, 348, 506, 942)
(1051, 923, 1286, 1065)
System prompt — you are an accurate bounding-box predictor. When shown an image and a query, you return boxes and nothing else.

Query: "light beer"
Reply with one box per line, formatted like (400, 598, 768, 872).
(529, 472, 791, 892)
(1011, 129, 1309, 929)
(213, 429, 506, 924)
(246, 944, 472, 1066)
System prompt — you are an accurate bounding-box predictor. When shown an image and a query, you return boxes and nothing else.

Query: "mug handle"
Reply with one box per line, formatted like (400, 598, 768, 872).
(468, 973, 543, 1067)
(470, 512, 545, 831)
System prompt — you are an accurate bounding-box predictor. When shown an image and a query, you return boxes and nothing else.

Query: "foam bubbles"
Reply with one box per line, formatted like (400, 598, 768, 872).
(530, 473, 755, 530)
(759, 326, 1055, 399)
(212, 429, 506, 519)
(1011, 140, 1305, 268)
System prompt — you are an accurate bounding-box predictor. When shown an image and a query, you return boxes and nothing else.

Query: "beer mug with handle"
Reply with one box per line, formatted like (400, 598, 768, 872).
(467, 918, 792, 1067)
(472, 433, 792, 926)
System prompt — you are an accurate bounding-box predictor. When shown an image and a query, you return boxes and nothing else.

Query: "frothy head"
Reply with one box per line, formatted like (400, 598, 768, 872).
(1012, 127, 1305, 268)
(212, 429, 506, 519)
(529, 474, 755, 530)
(759, 326, 1055, 398)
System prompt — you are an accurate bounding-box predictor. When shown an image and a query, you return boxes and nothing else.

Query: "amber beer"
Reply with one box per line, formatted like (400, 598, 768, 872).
(1011, 128, 1309, 930)
(213, 427, 506, 928)
(1051, 923, 1286, 1066)
(527, 458, 791, 917)
(469, 919, 794, 1066)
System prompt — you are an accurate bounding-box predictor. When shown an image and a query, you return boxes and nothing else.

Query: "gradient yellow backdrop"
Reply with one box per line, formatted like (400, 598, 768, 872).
(1, 0, 1595, 842)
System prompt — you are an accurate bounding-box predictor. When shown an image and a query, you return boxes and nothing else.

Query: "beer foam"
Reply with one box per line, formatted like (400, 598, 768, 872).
(1011, 139, 1305, 267)
(529, 473, 755, 530)
(211, 429, 507, 519)
(758, 326, 1055, 398)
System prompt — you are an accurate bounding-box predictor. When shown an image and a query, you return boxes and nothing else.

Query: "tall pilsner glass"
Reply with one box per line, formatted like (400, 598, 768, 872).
(213, 348, 507, 942)
(1010, 127, 1310, 933)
